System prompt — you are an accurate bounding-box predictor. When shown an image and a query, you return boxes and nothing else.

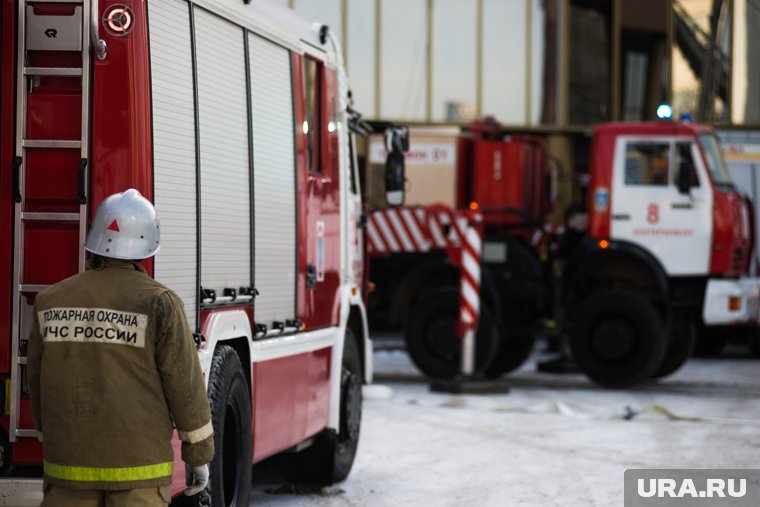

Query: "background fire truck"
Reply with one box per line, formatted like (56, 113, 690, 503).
(0, 0, 383, 505)
(363, 116, 760, 388)
(715, 128, 760, 356)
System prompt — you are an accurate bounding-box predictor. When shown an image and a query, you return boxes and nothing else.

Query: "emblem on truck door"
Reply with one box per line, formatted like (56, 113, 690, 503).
(593, 188, 609, 212)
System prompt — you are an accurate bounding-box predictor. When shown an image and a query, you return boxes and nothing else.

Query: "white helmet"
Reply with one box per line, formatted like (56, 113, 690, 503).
(85, 189, 160, 260)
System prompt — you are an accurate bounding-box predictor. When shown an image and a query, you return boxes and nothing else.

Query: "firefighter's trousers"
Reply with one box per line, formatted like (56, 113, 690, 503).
(41, 483, 171, 507)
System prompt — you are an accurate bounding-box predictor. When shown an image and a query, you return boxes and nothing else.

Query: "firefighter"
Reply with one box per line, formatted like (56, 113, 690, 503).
(26, 189, 214, 506)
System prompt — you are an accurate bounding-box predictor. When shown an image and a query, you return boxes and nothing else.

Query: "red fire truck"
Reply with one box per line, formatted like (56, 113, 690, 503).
(0, 0, 376, 504)
(573, 119, 758, 385)
(367, 120, 550, 379)
(367, 116, 760, 387)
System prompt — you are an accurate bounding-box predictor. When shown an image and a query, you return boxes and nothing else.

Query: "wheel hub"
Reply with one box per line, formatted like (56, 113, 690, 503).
(425, 316, 459, 361)
(591, 318, 636, 360)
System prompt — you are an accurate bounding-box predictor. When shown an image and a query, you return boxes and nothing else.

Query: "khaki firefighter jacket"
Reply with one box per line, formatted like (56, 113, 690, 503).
(26, 257, 214, 490)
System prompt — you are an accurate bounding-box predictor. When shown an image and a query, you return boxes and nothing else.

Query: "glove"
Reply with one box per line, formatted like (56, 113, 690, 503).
(184, 464, 209, 496)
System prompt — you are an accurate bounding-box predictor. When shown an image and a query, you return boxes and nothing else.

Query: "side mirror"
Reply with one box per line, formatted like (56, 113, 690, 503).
(384, 126, 409, 207)
(385, 150, 405, 207)
(677, 162, 691, 195)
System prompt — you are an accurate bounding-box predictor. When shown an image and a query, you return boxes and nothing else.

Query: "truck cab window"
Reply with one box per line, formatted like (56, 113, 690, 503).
(624, 142, 670, 186)
(304, 57, 322, 173)
(699, 134, 733, 186)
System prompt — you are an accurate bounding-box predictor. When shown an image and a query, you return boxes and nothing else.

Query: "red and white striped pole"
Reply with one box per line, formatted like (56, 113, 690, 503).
(459, 211, 482, 376)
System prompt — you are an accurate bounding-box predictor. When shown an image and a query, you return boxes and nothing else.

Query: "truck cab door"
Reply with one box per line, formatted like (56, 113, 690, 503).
(296, 56, 341, 329)
(610, 137, 713, 275)
(348, 132, 366, 296)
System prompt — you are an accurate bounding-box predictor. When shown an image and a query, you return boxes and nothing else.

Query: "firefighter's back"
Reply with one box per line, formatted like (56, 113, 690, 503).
(31, 257, 182, 490)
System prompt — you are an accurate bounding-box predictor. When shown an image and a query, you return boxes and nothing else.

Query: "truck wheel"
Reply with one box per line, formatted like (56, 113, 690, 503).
(484, 330, 536, 377)
(0, 431, 14, 477)
(569, 290, 666, 387)
(405, 289, 498, 379)
(205, 345, 252, 507)
(652, 322, 696, 378)
(750, 332, 760, 358)
(287, 329, 363, 484)
(693, 327, 728, 357)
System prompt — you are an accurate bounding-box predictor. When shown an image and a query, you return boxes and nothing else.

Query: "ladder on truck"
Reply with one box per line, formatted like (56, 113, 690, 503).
(9, 0, 100, 442)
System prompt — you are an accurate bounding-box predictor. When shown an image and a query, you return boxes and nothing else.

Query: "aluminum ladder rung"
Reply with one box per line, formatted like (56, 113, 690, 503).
(21, 212, 80, 221)
(22, 139, 81, 149)
(15, 429, 39, 439)
(20, 284, 50, 293)
(24, 67, 82, 77)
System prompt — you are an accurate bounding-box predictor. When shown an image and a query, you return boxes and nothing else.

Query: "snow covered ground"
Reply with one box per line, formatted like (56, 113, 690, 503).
(3, 344, 758, 506)
(251, 345, 760, 507)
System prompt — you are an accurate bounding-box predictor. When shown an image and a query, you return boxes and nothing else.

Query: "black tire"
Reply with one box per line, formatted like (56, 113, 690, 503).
(652, 321, 696, 378)
(0, 431, 14, 477)
(693, 326, 728, 357)
(569, 289, 667, 388)
(405, 289, 498, 379)
(287, 329, 363, 484)
(750, 334, 760, 358)
(204, 345, 252, 506)
(484, 329, 536, 377)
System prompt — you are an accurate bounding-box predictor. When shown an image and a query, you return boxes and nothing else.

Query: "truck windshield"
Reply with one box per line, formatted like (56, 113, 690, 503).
(699, 134, 733, 187)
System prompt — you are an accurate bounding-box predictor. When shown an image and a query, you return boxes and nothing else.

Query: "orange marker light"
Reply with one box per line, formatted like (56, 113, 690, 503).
(728, 296, 741, 312)
(469, 201, 479, 211)
(599, 240, 609, 249)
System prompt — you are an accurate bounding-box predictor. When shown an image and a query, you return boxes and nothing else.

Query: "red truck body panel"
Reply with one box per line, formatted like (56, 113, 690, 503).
(457, 120, 549, 231)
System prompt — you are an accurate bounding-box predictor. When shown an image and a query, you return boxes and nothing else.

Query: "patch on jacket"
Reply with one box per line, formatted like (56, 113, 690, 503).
(38, 307, 148, 348)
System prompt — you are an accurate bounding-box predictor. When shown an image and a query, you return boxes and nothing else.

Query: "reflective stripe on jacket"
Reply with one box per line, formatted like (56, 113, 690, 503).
(27, 257, 214, 490)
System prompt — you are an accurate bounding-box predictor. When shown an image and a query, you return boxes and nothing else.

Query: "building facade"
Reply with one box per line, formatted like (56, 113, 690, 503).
(279, 0, 758, 218)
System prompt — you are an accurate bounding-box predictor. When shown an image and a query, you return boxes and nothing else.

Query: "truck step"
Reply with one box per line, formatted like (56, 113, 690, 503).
(15, 429, 39, 439)
(21, 212, 80, 222)
(19, 284, 50, 293)
(23, 67, 82, 77)
(22, 140, 81, 149)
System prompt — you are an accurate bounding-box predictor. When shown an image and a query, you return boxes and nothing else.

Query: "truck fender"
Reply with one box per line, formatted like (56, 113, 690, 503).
(565, 238, 670, 308)
(198, 309, 254, 391)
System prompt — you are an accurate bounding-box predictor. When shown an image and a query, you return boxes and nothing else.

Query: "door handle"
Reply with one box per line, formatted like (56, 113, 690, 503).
(307, 175, 331, 184)
(671, 203, 693, 210)
(612, 214, 631, 220)
(306, 264, 317, 289)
